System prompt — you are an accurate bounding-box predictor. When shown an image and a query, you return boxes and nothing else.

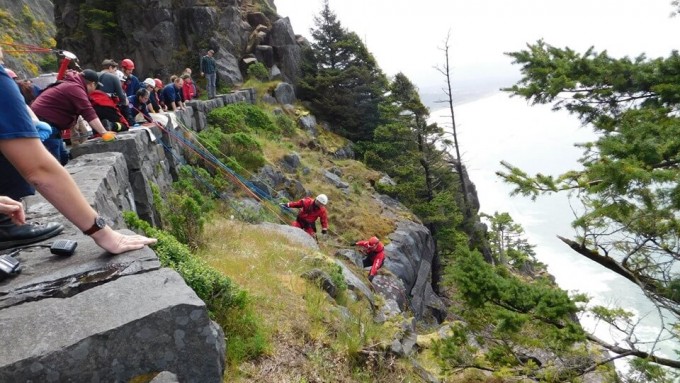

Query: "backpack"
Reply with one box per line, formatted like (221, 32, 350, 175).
(89, 90, 130, 132)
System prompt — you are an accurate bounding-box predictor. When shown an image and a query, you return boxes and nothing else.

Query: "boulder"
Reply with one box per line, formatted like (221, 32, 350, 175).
(255, 45, 275, 68)
(301, 269, 338, 298)
(258, 222, 319, 250)
(269, 64, 283, 81)
(323, 170, 349, 190)
(246, 12, 271, 28)
(0, 269, 225, 383)
(298, 114, 318, 136)
(280, 152, 301, 172)
(269, 17, 302, 84)
(274, 82, 296, 105)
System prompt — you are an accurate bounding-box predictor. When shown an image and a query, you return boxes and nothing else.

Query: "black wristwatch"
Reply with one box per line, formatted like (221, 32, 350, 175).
(83, 216, 107, 236)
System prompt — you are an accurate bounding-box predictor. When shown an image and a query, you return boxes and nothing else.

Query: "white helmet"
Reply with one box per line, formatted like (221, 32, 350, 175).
(315, 194, 328, 206)
(143, 77, 155, 88)
(116, 69, 126, 82)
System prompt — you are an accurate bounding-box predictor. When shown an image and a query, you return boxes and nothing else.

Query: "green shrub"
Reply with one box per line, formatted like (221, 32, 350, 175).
(198, 129, 265, 173)
(237, 103, 279, 134)
(152, 167, 216, 249)
(246, 62, 269, 82)
(124, 212, 269, 364)
(207, 107, 246, 134)
(275, 113, 297, 136)
(123, 212, 244, 312)
(207, 104, 279, 135)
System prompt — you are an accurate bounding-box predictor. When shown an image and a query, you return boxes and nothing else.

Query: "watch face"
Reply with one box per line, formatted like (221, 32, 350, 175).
(95, 216, 107, 229)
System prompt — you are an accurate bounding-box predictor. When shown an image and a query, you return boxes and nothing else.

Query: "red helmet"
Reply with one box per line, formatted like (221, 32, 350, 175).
(5, 68, 17, 79)
(121, 58, 135, 70)
(368, 236, 379, 248)
(154, 78, 163, 88)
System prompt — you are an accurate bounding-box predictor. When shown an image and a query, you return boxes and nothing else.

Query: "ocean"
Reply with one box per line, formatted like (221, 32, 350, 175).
(431, 91, 678, 371)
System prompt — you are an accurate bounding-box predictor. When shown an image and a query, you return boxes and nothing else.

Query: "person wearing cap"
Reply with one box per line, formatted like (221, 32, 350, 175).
(98, 59, 128, 106)
(351, 236, 386, 282)
(200, 49, 217, 99)
(98, 59, 133, 126)
(279, 194, 329, 238)
(31, 69, 111, 163)
(0, 63, 156, 254)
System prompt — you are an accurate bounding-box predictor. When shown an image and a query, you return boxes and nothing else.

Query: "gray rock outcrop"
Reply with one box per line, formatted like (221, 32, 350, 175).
(0, 269, 225, 383)
(52, 1, 303, 87)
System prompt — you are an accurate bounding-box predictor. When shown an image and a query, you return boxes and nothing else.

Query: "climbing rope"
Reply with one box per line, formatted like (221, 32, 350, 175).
(127, 106, 293, 225)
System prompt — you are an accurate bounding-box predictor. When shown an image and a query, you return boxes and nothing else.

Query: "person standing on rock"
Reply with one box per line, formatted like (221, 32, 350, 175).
(200, 49, 217, 99)
(352, 236, 385, 282)
(0, 63, 157, 254)
(280, 194, 329, 238)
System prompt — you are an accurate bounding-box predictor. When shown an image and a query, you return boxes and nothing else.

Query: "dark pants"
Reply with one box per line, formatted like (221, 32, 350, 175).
(43, 126, 69, 166)
(0, 154, 34, 200)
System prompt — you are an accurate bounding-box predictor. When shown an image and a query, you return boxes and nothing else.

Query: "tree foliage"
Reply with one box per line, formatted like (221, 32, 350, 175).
(298, 0, 388, 141)
(482, 211, 540, 269)
(501, 39, 680, 373)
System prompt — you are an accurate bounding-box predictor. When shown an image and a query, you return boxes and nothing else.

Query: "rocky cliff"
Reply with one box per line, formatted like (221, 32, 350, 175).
(52, 0, 302, 86)
(0, 0, 56, 78)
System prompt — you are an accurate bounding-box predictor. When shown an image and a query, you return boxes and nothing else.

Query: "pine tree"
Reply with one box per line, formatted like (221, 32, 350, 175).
(298, 0, 388, 141)
(500, 39, 680, 372)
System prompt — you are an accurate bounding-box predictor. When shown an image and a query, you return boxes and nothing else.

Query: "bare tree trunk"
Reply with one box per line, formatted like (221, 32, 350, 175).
(436, 32, 470, 217)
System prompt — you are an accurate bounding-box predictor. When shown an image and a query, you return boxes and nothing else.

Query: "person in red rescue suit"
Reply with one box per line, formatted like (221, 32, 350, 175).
(353, 236, 385, 282)
(280, 194, 329, 237)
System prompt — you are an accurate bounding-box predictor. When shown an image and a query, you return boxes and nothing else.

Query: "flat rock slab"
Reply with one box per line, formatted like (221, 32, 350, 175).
(0, 230, 160, 309)
(0, 268, 224, 383)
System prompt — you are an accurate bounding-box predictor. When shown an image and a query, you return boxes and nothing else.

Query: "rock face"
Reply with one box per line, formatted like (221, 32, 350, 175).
(0, 0, 56, 78)
(0, 269, 225, 383)
(0, 149, 225, 381)
(383, 221, 446, 322)
(52, 0, 303, 87)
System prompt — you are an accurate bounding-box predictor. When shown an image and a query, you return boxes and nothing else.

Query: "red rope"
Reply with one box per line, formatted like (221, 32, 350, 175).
(0, 42, 52, 53)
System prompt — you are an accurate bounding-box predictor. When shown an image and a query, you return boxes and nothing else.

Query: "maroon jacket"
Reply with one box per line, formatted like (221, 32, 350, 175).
(31, 72, 98, 130)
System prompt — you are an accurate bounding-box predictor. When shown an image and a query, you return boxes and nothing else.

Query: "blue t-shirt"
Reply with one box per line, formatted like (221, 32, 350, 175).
(161, 84, 181, 106)
(125, 74, 141, 97)
(0, 66, 38, 140)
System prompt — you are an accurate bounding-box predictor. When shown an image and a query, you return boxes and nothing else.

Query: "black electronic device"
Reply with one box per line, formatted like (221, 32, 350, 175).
(0, 253, 21, 275)
(50, 239, 78, 256)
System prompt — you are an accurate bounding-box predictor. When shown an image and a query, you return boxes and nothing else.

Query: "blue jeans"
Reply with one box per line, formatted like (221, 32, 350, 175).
(43, 126, 69, 166)
(206, 72, 216, 98)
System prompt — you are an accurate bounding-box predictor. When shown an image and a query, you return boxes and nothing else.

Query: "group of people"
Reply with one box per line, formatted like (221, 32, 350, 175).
(0, 46, 156, 256)
(1, 46, 384, 282)
(281, 194, 386, 282)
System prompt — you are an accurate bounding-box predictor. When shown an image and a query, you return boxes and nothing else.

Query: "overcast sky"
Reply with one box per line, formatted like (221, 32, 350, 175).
(275, 0, 680, 91)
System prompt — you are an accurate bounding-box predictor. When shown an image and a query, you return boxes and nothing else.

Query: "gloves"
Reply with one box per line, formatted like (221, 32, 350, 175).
(349, 242, 356, 246)
(368, 274, 375, 282)
(321, 229, 328, 235)
(279, 203, 287, 208)
(35, 121, 52, 141)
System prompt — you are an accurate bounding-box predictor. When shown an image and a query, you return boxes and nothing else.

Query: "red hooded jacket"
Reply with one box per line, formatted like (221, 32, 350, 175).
(287, 197, 328, 230)
(356, 239, 385, 277)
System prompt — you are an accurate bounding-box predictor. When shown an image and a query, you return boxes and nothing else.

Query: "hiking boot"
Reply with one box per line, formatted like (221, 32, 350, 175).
(0, 217, 64, 250)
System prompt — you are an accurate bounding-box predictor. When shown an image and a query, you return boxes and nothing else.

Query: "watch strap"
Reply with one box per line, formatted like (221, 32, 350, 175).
(83, 216, 106, 236)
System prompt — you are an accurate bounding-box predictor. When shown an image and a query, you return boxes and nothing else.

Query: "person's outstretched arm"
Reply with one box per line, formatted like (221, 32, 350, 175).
(0, 138, 156, 254)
